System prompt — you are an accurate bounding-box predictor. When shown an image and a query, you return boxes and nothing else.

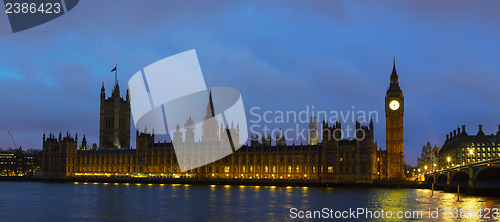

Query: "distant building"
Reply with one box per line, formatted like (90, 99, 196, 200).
(43, 61, 405, 182)
(0, 148, 41, 176)
(439, 124, 500, 169)
(417, 142, 440, 172)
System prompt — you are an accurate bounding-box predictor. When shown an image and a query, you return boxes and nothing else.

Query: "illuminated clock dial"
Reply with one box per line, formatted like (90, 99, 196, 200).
(389, 100, 400, 110)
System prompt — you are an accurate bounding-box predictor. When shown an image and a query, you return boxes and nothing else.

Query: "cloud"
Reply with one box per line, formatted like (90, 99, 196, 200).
(0, 1, 499, 165)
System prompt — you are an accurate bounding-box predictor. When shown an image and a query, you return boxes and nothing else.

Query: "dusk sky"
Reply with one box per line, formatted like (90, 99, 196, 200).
(0, 0, 499, 166)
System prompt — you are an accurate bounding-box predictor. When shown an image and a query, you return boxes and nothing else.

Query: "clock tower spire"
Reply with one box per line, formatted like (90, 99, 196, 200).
(385, 58, 405, 180)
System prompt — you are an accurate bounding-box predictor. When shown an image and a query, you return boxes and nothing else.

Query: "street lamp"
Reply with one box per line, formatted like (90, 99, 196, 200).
(447, 157, 451, 168)
(469, 149, 474, 164)
(424, 165, 428, 173)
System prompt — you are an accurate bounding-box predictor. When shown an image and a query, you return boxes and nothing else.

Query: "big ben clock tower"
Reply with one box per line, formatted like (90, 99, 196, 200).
(385, 59, 405, 180)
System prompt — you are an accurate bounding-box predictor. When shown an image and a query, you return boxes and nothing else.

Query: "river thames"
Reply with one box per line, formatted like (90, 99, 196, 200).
(0, 182, 498, 221)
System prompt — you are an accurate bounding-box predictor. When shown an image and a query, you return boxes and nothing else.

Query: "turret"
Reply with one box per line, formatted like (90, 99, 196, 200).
(101, 82, 105, 100)
(308, 116, 319, 145)
(369, 118, 374, 133)
(126, 88, 130, 101)
(112, 82, 120, 98)
(173, 123, 183, 144)
(477, 124, 485, 136)
(184, 116, 195, 144)
(82, 135, 87, 150)
(335, 120, 342, 140)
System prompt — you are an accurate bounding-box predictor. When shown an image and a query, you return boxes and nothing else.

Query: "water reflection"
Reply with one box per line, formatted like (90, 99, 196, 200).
(0, 182, 498, 221)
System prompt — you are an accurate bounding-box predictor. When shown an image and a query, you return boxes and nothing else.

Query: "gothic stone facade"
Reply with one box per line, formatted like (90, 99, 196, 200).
(43, 62, 403, 182)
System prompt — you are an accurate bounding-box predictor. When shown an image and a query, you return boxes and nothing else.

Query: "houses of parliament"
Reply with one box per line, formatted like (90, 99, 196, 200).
(42, 62, 406, 182)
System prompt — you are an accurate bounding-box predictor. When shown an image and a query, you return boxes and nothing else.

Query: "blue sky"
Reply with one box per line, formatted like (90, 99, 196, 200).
(0, 0, 499, 165)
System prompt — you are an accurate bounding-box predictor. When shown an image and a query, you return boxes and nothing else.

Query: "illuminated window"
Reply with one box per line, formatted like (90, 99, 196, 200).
(327, 166, 333, 174)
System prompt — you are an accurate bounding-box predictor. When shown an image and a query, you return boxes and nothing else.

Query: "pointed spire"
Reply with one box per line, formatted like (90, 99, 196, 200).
(391, 57, 398, 80)
(112, 82, 120, 97)
(369, 118, 374, 131)
(101, 82, 106, 100)
(387, 58, 402, 93)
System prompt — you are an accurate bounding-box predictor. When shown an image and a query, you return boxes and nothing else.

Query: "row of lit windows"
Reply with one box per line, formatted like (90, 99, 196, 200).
(71, 155, 321, 165)
(467, 159, 488, 162)
(214, 165, 317, 174)
(467, 153, 497, 157)
(462, 147, 499, 152)
(72, 165, 319, 174)
(461, 142, 497, 146)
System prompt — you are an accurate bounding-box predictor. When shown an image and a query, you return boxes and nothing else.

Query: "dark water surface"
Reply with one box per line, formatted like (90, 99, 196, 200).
(0, 182, 499, 221)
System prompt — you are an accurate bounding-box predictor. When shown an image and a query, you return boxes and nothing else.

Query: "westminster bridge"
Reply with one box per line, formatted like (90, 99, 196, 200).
(423, 158, 500, 195)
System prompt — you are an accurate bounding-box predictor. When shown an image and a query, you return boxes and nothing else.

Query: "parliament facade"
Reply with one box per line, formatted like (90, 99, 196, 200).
(42, 62, 406, 182)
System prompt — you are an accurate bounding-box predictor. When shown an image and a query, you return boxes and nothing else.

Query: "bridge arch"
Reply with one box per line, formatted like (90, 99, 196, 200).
(474, 166, 500, 189)
(425, 175, 434, 185)
(436, 173, 447, 188)
(450, 171, 469, 188)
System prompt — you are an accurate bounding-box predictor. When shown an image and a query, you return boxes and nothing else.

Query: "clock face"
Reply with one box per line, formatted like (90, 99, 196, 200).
(389, 100, 400, 110)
